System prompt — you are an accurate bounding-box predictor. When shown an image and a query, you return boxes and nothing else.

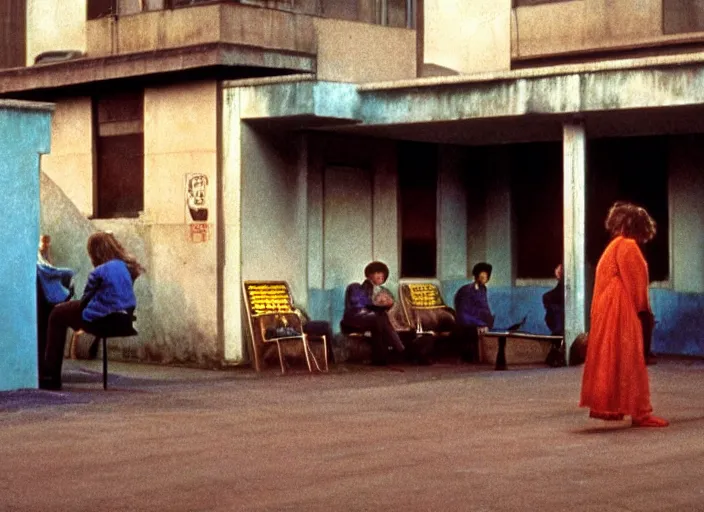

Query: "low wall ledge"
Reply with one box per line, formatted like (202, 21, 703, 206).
(0, 99, 55, 112)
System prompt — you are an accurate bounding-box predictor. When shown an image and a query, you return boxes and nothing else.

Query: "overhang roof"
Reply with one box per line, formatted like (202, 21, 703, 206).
(225, 53, 704, 145)
(0, 43, 315, 99)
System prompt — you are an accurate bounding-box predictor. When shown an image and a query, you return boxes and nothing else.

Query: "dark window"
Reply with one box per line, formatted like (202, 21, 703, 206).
(663, 0, 704, 34)
(93, 91, 144, 218)
(0, 0, 25, 69)
(587, 136, 669, 282)
(399, 142, 437, 278)
(511, 142, 563, 279)
(87, 0, 116, 19)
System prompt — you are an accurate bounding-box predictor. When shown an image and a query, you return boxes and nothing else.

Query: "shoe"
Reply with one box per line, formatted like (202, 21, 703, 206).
(632, 415, 669, 428)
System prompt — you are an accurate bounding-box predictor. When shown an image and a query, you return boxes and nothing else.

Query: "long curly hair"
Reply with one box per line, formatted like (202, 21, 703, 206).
(86, 231, 145, 281)
(605, 201, 657, 244)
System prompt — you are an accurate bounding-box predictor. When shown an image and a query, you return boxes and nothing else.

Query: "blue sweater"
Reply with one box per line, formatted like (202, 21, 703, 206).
(37, 262, 75, 304)
(80, 259, 137, 322)
(454, 282, 494, 328)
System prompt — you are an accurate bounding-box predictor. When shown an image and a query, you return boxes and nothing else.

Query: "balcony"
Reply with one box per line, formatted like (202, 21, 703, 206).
(86, 3, 317, 59)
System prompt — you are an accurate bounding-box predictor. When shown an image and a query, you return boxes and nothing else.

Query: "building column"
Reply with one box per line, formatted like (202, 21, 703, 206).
(563, 121, 587, 362)
(221, 88, 244, 363)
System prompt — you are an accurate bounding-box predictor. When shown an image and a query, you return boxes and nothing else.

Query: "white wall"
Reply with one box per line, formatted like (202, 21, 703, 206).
(424, 0, 511, 75)
(26, 0, 86, 65)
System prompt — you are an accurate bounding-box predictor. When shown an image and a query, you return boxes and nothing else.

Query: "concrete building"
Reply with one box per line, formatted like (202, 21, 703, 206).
(1, 0, 703, 370)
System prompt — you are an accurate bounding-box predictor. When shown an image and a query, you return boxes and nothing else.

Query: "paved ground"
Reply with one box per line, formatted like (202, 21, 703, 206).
(1, 358, 703, 512)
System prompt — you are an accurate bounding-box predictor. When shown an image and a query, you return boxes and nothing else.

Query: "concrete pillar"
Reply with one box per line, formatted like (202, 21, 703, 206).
(221, 88, 244, 363)
(563, 121, 587, 361)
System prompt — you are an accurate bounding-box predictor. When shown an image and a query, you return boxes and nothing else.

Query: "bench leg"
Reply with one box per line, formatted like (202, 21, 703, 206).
(495, 335, 507, 371)
(102, 337, 108, 390)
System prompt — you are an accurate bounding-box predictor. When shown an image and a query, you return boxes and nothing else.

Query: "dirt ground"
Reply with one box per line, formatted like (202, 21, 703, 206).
(1, 358, 703, 512)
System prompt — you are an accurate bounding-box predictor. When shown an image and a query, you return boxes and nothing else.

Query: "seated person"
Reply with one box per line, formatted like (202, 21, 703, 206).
(36, 234, 75, 381)
(453, 262, 495, 362)
(341, 261, 405, 365)
(40, 232, 144, 390)
(542, 263, 564, 336)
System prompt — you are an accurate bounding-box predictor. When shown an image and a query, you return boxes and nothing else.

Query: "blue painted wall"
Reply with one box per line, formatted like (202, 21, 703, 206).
(0, 102, 53, 391)
(309, 283, 704, 358)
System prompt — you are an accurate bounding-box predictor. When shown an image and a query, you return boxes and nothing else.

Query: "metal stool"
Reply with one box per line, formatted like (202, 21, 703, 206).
(87, 311, 138, 390)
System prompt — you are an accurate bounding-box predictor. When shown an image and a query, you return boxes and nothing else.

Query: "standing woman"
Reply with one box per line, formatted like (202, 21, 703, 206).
(580, 202, 668, 427)
(40, 232, 144, 390)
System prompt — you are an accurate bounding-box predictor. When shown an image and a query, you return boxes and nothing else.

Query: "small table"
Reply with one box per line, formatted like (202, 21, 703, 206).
(483, 331, 564, 371)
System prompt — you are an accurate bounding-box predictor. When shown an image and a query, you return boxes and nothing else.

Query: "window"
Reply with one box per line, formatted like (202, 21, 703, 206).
(399, 142, 437, 278)
(93, 91, 144, 218)
(0, 0, 25, 69)
(87, 0, 116, 19)
(663, 0, 704, 34)
(587, 136, 669, 282)
(511, 142, 563, 279)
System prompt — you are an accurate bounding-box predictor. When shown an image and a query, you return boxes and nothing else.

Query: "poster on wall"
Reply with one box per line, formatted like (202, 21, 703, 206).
(185, 172, 210, 243)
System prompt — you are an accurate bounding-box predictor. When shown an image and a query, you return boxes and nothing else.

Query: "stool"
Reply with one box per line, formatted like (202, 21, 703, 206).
(86, 312, 138, 390)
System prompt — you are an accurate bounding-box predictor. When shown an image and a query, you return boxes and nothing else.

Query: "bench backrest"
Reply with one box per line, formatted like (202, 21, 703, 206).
(398, 279, 456, 333)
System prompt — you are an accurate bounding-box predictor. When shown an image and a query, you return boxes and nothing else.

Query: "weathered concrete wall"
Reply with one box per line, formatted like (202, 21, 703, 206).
(512, 0, 703, 60)
(315, 18, 416, 82)
(669, 135, 704, 294)
(40, 82, 221, 367)
(240, 125, 308, 304)
(137, 81, 220, 366)
(40, 98, 93, 216)
(651, 289, 704, 357)
(437, 145, 468, 281)
(0, 100, 53, 391)
(26, 0, 86, 65)
(424, 0, 511, 74)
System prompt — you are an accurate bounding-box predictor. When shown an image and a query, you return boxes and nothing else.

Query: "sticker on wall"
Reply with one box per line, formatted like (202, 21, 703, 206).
(186, 173, 210, 243)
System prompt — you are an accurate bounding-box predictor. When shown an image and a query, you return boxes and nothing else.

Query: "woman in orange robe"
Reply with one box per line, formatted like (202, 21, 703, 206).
(580, 202, 668, 428)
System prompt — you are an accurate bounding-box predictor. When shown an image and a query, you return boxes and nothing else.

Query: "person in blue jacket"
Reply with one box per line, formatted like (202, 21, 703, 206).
(40, 232, 144, 390)
(453, 262, 495, 362)
(36, 234, 75, 382)
(341, 261, 405, 365)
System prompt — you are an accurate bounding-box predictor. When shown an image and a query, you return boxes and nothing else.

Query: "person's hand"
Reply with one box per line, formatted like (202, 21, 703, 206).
(478, 326, 489, 335)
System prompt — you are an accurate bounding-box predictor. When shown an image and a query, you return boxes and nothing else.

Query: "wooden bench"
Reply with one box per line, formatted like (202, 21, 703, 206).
(481, 331, 564, 370)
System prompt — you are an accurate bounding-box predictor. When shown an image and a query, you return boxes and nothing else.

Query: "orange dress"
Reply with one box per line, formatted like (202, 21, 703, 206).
(579, 236, 652, 420)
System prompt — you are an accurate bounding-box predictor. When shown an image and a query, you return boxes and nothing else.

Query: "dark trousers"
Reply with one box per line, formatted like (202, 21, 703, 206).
(452, 325, 480, 362)
(342, 311, 405, 364)
(43, 300, 89, 383)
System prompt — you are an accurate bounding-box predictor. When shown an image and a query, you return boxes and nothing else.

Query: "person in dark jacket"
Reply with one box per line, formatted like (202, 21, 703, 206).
(453, 262, 494, 362)
(40, 232, 144, 390)
(341, 261, 405, 365)
(542, 263, 565, 336)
